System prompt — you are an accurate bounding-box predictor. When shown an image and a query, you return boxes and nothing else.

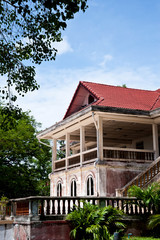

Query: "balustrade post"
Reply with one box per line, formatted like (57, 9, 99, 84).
(28, 200, 33, 222)
(130, 200, 133, 215)
(29, 200, 32, 218)
(10, 202, 15, 220)
(29, 199, 39, 222)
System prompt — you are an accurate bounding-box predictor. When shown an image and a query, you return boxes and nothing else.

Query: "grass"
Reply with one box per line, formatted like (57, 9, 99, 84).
(123, 238, 160, 240)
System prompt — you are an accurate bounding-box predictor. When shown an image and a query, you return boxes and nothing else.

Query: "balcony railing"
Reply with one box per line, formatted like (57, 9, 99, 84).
(10, 196, 156, 222)
(54, 148, 97, 172)
(54, 147, 154, 171)
(103, 147, 154, 162)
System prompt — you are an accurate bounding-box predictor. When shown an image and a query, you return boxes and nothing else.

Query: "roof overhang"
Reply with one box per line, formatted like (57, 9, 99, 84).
(91, 105, 150, 116)
(37, 104, 159, 140)
(37, 105, 92, 139)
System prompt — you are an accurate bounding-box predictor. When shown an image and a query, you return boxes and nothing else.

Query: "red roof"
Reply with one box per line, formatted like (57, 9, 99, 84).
(64, 81, 160, 119)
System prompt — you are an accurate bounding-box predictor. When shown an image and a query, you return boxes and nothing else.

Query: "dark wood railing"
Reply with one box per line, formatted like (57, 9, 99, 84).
(54, 147, 154, 171)
(103, 147, 154, 162)
(54, 148, 97, 171)
(117, 156, 160, 196)
(10, 196, 156, 221)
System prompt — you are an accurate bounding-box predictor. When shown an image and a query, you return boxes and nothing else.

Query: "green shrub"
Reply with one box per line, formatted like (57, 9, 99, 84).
(0, 196, 8, 220)
(66, 201, 125, 240)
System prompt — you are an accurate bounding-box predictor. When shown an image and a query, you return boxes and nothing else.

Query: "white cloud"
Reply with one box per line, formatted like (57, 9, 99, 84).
(99, 54, 113, 68)
(15, 64, 160, 130)
(52, 37, 73, 55)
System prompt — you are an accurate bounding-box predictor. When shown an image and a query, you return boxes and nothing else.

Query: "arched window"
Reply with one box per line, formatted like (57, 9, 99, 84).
(57, 182, 62, 197)
(71, 179, 77, 196)
(87, 176, 94, 196)
(88, 95, 94, 104)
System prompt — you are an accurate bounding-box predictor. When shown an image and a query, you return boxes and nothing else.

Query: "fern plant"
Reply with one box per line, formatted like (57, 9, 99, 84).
(128, 183, 160, 213)
(148, 214, 160, 229)
(66, 201, 125, 240)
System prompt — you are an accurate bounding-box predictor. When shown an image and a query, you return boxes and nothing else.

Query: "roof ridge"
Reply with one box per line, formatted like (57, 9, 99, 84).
(81, 81, 157, 93)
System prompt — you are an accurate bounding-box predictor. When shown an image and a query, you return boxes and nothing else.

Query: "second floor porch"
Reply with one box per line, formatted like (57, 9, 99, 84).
(53, 146, 155, 172)
(44, 111, 160, 172)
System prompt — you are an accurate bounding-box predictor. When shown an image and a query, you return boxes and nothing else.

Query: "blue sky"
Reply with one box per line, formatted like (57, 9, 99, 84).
(16, 0, 160, 129)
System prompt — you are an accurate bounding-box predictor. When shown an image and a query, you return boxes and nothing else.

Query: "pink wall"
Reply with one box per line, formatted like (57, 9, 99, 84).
(106, 168, 139, 196)
(8, 218, 151, 239)
(14, 220, 72, 240)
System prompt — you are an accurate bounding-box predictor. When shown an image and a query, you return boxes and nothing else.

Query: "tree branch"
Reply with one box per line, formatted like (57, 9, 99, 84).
(2, 0, 18, 9)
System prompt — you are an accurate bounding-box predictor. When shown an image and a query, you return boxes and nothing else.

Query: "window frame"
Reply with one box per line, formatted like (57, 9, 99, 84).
(57, 181, 62, 197)
(86, 175, 94, 196)
(71, 179, 77, 197)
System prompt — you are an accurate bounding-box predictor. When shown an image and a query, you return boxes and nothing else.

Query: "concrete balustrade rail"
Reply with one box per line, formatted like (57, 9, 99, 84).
(8, 196, 156, 222)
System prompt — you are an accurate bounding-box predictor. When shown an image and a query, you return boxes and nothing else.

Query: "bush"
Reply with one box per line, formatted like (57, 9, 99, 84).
(0, 196, 8, 220)
(66, 201, 125, 240)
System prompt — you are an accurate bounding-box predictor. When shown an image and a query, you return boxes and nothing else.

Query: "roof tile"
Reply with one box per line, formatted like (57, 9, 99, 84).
(81, 81, 160, 111)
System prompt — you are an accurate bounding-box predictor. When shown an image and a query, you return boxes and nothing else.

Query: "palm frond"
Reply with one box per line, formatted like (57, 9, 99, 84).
(148, 214, 160, 229)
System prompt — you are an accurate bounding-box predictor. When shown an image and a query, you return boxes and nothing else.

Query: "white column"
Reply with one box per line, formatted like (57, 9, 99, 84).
(152, 123, 159, 159)
(97, 116, 103, 160)
(80, 126, 85, 166)
(66, 133, 70, 170)
(52, 138, 57, 172)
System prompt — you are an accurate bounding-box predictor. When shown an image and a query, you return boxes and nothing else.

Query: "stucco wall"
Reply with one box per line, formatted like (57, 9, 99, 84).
(0, 218, 156, 239)
(30, 220, 71, 240)
(0, 223, 14, 240)
(106, 167, 139, 196)
(132, 135, 153, 150)
(50, 165, 97, 197)
(50, 161, 152, 197)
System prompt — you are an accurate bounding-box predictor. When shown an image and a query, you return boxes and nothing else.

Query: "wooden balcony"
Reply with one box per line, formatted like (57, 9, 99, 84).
(54, 148, 97, 172)
(54, 147, 155, 172)
(103, 147, 154, 162)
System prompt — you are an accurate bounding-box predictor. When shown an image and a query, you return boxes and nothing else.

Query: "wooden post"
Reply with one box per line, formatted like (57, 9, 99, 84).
(97, 116, 103, 160)
(66, 133, 70, 170)
(80, 126, 85, 166)
(52, 138, 57, 172)
(152, 123, 159, 159)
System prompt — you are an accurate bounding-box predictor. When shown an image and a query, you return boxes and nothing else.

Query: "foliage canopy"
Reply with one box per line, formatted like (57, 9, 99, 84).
(0, 0, 88, 117)
(0, 107, 52, 198)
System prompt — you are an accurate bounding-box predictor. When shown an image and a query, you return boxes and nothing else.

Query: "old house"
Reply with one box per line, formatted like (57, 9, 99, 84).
(37, 81, 160, 197)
